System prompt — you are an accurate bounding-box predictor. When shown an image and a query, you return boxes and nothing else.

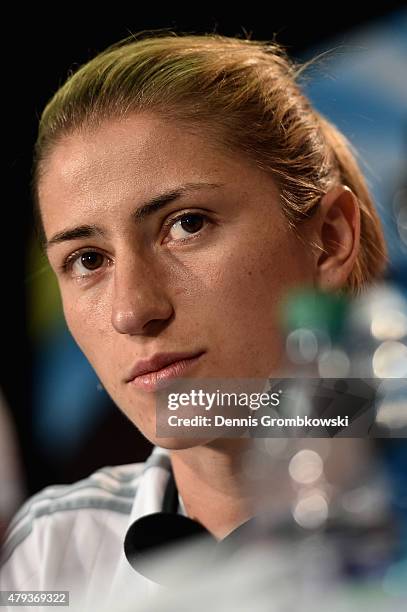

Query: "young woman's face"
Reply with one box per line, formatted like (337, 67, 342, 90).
(39, 113, 315, 447)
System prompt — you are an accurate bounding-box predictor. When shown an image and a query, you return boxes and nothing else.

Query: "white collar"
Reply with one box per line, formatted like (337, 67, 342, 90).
(106, 446, 174, 603)
(127, 446, 173, 523)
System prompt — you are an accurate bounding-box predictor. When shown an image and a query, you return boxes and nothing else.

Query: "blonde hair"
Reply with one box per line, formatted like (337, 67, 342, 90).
(32, 32, 387, 293)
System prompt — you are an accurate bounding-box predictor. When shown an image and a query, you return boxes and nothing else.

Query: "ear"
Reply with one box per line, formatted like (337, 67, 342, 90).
(314, 185, 360, 291)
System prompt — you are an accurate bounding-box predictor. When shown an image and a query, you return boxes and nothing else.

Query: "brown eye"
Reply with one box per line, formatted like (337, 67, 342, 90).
(80, 252, 104, 270)
(179, 214, 204, 233)
(168, 213, 206, 241)
(66, 251, 107, 277)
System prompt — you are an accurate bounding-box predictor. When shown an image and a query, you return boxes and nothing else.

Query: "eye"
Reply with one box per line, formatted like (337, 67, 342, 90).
(166, 213, 206, 242)
(62, 250, 107, 277)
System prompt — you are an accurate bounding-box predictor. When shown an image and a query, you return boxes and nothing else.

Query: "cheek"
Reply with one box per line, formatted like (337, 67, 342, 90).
(61, 289, 111, 365)
(203, 231, 310, 321)
(192, 230, 312, 374)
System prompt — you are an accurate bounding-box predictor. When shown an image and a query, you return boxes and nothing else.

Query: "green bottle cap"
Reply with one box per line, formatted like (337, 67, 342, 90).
(281, 288, 349, 342)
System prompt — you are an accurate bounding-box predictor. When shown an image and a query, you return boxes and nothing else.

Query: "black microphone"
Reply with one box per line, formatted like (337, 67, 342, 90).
(124, 512, 214, 583)
(124, 470, 216, 584)
(123, 469, 256, 584)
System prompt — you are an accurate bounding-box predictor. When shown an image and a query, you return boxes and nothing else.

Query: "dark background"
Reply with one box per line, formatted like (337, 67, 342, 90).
(3, 5, 405, 496)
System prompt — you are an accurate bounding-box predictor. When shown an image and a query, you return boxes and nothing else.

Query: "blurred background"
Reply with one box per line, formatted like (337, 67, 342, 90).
(1, 5, 406, 530)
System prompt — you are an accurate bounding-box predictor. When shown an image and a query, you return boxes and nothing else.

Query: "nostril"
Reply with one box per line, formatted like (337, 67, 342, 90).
(141, 313, 175, 337)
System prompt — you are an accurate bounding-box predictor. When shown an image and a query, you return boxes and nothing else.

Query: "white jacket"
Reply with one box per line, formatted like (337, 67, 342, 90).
(0, 446, 174, 610)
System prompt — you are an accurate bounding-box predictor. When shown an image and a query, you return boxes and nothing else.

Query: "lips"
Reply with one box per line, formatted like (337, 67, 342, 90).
(125, 351, 205, 392)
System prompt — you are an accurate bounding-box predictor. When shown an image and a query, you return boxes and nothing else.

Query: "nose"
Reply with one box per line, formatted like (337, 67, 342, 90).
(111, 256, 174, 335)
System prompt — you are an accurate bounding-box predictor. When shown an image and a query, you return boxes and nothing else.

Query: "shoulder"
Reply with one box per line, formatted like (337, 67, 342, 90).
(1, 462, 145, 568)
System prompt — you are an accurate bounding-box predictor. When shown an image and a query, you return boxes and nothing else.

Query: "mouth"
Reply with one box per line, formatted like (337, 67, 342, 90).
(126, 351, 205, 392)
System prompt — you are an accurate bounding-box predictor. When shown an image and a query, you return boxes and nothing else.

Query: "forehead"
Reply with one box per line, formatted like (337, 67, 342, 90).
(39, 114, 228, 202)
(38, 112, 280, 236)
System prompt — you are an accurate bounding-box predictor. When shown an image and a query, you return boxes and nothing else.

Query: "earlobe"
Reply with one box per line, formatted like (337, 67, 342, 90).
(315, 185, 361, 292)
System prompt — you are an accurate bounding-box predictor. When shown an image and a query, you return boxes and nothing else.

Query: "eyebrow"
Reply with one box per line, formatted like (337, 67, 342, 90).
(45, 182, 223, 251)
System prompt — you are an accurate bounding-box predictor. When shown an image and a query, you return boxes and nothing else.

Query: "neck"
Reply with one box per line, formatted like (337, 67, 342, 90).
(169, 439, 259, 540)
(169, 438, 373, 541)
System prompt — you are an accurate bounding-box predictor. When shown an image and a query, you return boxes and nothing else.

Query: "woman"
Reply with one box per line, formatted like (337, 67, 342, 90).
(0, 32, 387, 608)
